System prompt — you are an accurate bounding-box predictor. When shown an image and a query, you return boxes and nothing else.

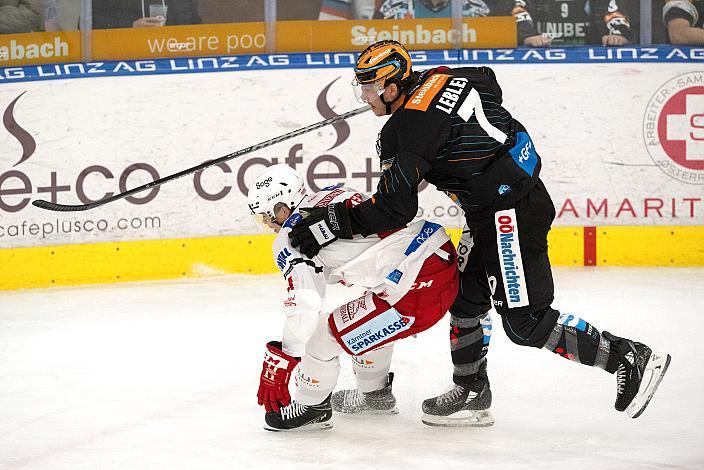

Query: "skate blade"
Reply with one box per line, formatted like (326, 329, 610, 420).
(626, 351, 671, 419)
(263, 421, 333, 432)
(334, 406, 399, 416)
(421, 409, 494, 427)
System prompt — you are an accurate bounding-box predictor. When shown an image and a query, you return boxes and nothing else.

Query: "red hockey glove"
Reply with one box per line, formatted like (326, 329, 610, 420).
(257, 341, 300, 412)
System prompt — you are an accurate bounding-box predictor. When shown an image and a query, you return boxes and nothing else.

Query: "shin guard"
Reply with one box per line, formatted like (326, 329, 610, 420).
(352, 344, 394, 393)
(295, 354, 341, 406)
(450, 311, 492, 384)
(542, 311, 612, 370)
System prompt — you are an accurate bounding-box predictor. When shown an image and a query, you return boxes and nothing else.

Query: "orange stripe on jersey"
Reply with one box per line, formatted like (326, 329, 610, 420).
(405, 73, 450, 111)
(604, 11, 627, 21)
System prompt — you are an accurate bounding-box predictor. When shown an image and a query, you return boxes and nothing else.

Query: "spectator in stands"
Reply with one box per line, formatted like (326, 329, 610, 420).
(528, 0, 633, 46)
(664, 0, 704, 44)
(360, 0, 549, 47)
(92, 0, 201, 29)
(0, 0, 43, 33)
(319, 0, 374, 19)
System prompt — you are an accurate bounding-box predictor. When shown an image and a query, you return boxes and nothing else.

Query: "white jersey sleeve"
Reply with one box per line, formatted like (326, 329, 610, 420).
(272, 220, 326, 358)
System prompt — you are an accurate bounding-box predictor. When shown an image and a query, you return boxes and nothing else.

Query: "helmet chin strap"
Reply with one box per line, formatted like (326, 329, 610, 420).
(379, 88, 404, 115)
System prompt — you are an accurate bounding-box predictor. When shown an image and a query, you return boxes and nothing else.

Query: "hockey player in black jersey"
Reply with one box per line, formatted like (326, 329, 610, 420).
(528, 0, 634, 46)
(290, 40, 671, 426)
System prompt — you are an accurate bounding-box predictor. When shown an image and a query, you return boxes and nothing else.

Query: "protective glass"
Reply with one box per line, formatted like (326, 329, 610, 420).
(352, 77, 385, 104)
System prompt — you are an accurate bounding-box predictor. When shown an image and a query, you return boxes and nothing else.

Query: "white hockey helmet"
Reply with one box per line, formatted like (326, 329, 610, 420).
(247, 164, 306, 223)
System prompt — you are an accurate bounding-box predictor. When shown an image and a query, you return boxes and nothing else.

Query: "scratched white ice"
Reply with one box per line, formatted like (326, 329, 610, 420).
(1, 268, 702, 470)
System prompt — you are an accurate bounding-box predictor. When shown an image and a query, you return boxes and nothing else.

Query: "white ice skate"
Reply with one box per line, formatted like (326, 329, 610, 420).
(626, 350, 671, 419)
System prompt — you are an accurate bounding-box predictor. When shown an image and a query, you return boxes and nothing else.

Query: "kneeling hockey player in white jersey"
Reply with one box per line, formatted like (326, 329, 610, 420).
(248, 164, 460, 431)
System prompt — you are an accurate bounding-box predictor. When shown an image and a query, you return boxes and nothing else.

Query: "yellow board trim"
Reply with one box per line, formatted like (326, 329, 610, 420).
(1, 226, 702, 291)
(548, 227, 585, 267)
(597, 226, 704, 266)
(0, 234, 276, 291)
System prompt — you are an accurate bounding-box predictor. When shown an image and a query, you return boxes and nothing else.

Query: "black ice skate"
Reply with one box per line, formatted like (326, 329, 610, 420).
(604, 331, 671, 419)
(264, 395, 333, 432)
(331, 372, 399, 415)
(421, 363, 494, 427)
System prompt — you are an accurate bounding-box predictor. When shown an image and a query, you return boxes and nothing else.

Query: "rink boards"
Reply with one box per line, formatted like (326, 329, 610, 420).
(1, 226, 703, 290)
(1, 47, 703, 289)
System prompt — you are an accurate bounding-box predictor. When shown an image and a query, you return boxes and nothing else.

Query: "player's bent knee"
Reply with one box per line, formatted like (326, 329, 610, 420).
(304, 315, 345, 362)
(502, 306, 560, 348)
(449, 298, 491, 320)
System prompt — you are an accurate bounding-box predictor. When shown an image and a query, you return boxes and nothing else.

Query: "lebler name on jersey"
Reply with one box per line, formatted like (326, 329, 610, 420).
(435, 77, 468, 115)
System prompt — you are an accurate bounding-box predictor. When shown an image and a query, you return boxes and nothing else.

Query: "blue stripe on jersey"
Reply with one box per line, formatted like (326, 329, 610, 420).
(404, 221, 442, 256)
(283, 213, 303, 229)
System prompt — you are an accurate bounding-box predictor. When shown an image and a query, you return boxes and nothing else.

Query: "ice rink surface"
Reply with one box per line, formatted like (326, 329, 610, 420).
(1, 267, 702, 470)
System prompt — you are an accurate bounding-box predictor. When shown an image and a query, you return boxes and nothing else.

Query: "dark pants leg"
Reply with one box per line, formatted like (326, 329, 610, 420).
(470, 181, 618, 374)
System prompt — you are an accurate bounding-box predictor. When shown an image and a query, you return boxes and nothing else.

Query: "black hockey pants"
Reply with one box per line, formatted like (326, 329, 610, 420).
(448, 180, 616, 385)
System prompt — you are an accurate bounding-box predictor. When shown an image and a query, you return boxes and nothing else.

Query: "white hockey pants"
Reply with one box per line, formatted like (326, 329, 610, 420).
(295, 314, 394, 405)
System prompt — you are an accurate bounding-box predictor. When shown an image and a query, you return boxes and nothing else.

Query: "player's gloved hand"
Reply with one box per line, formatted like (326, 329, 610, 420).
(288, 203, 354, 258)
(257, 341, 300, 412)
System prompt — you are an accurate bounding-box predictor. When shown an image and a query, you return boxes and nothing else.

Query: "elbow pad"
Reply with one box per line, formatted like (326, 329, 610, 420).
(382, 151, 431, 193)
(350, 151, 431, 236)
(512, 1, 538, 43)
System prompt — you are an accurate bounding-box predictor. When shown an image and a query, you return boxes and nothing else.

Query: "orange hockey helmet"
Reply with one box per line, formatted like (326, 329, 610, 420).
(353, 40, 415, 113)
(354, 40, 413, 87)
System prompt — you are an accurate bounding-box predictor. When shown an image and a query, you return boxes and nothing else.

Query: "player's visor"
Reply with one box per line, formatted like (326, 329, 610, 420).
(352, 77, 385, 104)
(253, 203, 289, 228)
(253, 212, 273, 226)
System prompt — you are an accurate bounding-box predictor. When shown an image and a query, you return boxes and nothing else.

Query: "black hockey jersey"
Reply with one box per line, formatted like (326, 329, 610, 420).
(349, 66, 541, 236)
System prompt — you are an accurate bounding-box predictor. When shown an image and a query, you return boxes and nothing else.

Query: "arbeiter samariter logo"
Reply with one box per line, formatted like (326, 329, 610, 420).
(643, 71, 704, 185)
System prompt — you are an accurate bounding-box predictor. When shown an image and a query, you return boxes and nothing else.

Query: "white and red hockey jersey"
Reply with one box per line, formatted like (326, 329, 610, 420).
(272, 185, 451, 357)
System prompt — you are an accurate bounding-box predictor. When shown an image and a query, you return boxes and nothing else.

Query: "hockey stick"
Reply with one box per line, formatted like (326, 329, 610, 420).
(32, 105, 371, 212)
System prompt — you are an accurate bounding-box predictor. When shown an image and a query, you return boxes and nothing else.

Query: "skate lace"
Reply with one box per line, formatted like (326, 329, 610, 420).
(438, 385, 465, 405)
(281, 401, 308, 420)
(616, 364, 626, 395)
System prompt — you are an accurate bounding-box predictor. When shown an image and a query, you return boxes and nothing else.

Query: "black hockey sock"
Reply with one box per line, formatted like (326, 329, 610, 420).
(542, 313, 614, 372)
(450, 311, 491, 385)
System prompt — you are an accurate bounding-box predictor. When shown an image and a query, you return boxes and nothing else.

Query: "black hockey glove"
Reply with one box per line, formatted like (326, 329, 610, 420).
(288, 203, 353, 258)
